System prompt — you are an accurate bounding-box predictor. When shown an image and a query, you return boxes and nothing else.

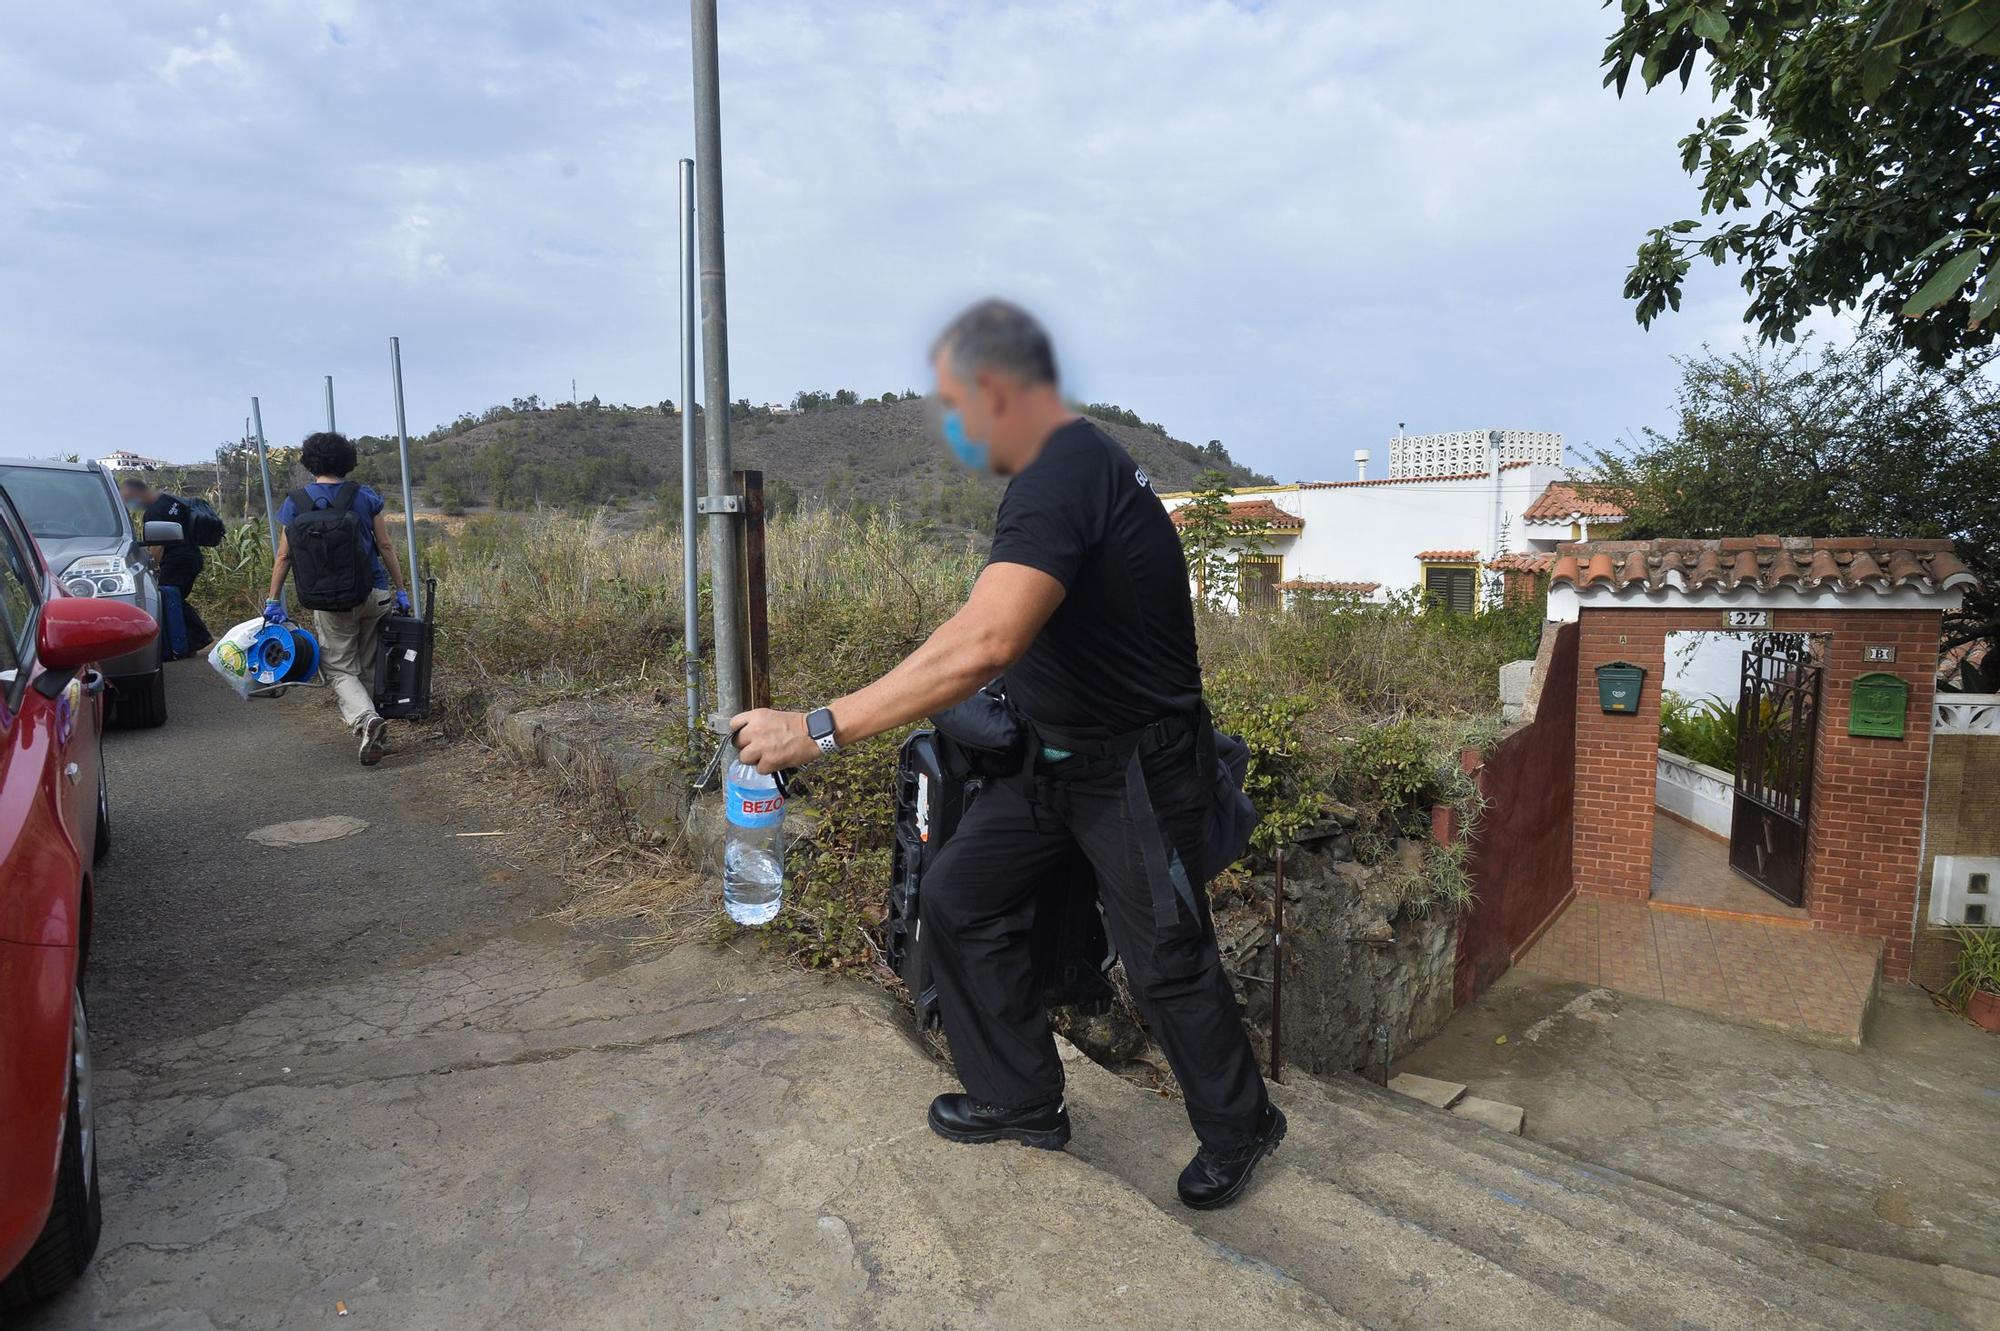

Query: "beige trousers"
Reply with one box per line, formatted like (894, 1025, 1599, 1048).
(313, 589, 394, 732)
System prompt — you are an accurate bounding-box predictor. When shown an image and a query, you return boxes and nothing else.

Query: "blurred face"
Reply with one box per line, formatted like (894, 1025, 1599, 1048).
(932, 352, 1027, 476)
(121, 482, 152, 505)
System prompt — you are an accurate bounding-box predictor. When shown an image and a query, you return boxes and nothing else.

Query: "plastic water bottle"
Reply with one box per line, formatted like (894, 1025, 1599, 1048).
(723, 762, 785, 925)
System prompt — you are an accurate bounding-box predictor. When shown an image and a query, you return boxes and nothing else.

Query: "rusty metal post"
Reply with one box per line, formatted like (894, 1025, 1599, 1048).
(737, 469, 770, 710)
(1270, 847, 1285, 1084)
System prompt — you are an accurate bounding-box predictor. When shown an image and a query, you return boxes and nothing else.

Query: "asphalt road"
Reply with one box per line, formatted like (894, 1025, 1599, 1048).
(14, 657, 1325, 1331)
(85, 658, 549, 1065)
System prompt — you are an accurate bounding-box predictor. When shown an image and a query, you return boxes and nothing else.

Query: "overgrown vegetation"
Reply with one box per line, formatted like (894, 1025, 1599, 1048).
(185, 503, 1533, 970)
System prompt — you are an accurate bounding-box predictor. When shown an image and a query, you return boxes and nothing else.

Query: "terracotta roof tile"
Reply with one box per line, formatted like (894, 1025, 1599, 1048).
(1416, 549, 1479, 561)
(1168, 498, 1302, 530)
(1552, 536, 1981, 598)
(1275, 578, 1380, 594)
(1299, 471, 1490, 490)
(1487, 552, 1553, 574)
(1523, 482, 1627, 522)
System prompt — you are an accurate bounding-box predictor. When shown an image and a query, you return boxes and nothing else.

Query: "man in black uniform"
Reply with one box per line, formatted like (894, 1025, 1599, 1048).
(732, 299, 1281, 1210)
(121, 475, 212, 654)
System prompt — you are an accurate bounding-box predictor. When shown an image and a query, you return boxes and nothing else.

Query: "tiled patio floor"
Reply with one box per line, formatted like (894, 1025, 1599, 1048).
(1516, 898, 1882, 1043)
(1649, 813, 1807, 921)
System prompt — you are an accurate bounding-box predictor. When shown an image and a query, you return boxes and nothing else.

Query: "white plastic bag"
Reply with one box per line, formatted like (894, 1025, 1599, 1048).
(207, 616, 267, 699)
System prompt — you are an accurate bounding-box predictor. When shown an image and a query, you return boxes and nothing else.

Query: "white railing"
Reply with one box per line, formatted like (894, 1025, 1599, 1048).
(1935, 694, 2000, 736)
(1656, 750, 1733, 838)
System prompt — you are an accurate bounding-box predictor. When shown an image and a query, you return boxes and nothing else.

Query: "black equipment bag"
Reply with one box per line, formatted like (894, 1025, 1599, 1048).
(886, 728, 1116, 1030)
(181, 496, 226, 547)
(284, 482, 376, 611)
(372, 578, 436, 719)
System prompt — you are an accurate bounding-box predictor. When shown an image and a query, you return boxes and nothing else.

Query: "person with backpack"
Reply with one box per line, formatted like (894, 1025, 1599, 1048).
(262, 432, 411, 765)
(122, 474, 219, 654)
(730, 301, 1281, 1211)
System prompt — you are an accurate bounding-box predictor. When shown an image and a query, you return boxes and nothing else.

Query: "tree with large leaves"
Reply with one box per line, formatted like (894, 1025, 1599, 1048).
(1605, 0, 2000, 363)
(1588, 334, 2000, 682)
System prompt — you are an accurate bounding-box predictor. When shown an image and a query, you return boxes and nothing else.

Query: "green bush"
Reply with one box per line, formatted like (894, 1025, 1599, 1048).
(1658, 692, 1737, 771)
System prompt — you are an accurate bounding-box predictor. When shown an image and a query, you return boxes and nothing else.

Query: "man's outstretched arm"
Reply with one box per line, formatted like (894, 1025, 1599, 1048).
(730, 561, 1063, 774)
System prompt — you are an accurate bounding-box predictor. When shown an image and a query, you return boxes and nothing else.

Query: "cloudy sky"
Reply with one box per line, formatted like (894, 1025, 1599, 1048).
(2, 1, 1785, 479)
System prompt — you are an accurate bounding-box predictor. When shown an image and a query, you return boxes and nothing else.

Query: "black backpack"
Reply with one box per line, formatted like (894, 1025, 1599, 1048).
(285, 482, 375, 612)
(178, 495, 226, 547)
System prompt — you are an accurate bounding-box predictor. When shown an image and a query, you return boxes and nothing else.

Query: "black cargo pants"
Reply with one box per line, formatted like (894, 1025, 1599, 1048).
(921, 728, 1269, 1151)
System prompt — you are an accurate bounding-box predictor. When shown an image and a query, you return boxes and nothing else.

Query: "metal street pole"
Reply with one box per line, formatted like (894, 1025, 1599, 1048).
(691, 0, 744, 736)
(678, 158, 702, 733)
(324, 376, 337, 433)
(389, 338, 422, 595)
(249, 396, 280, 558)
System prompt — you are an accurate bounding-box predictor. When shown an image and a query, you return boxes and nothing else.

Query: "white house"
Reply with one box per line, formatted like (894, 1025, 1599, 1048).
(1161, 429, 1623, 611)
(95, 449, 170, 472)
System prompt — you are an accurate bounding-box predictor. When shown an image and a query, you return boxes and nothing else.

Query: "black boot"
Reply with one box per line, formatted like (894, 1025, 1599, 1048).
(927, 1093, 1072, 1151)
(1177, 1102, 1286, 1210)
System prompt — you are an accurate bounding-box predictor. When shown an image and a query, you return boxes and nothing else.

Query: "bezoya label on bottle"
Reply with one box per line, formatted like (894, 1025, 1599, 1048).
(726, 776, 785, 829)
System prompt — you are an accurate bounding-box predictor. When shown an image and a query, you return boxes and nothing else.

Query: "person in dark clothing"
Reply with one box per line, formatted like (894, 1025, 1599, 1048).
(731, 299, 1282, 1210)
(120, 476, 212, 653)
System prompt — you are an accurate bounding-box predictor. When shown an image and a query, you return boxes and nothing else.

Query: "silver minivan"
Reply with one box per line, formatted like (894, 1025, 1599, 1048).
(0, 459, 182, 727)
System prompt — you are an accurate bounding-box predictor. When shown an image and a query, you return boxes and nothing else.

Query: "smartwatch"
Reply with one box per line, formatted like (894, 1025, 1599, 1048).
(806, 707, 839, 756)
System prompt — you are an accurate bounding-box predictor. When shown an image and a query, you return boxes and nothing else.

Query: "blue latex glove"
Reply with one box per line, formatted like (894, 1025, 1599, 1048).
(393, 589, 413, 615)
(262, 599, 287, 625)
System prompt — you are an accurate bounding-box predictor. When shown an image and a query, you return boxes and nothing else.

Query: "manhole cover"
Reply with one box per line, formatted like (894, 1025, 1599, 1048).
(246, 815, 370, 848)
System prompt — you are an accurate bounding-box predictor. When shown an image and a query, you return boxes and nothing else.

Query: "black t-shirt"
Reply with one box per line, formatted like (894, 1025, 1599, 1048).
(142, 494, 203, 582)
(986, 419, 1202, 735)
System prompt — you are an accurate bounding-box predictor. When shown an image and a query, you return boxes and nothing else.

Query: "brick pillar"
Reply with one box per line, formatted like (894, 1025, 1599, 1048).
(1571, 608, 1665, 901)
(1803, 609, 1940, 983)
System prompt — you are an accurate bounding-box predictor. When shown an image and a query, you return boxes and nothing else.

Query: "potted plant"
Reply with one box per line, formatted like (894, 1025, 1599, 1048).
(1945, 926, 2000, 1033)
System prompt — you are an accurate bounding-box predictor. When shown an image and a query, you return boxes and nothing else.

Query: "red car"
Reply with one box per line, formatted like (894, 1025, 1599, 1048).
(0, 486, 158, 1309)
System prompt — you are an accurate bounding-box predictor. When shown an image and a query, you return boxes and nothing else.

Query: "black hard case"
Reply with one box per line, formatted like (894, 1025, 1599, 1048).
(371, 578, 436, 720)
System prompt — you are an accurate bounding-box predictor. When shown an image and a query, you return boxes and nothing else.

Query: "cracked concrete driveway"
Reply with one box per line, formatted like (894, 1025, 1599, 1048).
(20, 664, 1334, 1331)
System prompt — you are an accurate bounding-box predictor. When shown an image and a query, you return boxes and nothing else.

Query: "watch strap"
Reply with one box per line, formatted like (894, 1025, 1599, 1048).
(807, 706, 839, 755)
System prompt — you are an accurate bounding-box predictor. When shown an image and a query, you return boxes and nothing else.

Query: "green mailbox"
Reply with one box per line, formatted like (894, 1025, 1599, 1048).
(1850, 671, 1908, 739)
(1596, 661, 1646, 714)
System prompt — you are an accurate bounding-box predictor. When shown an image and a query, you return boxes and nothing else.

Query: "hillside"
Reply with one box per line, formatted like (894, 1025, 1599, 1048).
(341, 396, 1272, 531)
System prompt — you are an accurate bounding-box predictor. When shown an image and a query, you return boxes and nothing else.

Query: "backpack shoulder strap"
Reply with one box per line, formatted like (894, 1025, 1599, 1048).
(329, 480, 360, 513)
(285, 487, 314, 519)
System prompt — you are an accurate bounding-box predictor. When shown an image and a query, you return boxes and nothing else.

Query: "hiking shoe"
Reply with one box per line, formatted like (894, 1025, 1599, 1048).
(927, 1094, 1071, 1151)
(358, 715, 389, 766)
(1177, 1102, 1286, 1210)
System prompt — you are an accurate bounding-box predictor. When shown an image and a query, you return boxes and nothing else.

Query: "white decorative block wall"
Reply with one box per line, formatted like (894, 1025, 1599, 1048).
(1656, 750, 1733, 840)
(1389, 429, 1563, 479)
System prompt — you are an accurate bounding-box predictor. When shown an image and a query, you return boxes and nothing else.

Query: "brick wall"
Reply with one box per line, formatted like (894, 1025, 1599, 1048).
(1572, 606, 1941, 982)
(1913, 732, 2000, 990)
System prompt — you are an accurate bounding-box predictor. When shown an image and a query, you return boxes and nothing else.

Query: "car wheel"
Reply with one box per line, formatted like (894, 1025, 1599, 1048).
(118, 668, 167, 730)
(0, 986, 102, 1311)
(92, 759, 110, 866)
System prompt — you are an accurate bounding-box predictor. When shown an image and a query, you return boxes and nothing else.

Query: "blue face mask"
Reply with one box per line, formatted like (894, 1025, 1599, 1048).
(941, 409, 989, 471)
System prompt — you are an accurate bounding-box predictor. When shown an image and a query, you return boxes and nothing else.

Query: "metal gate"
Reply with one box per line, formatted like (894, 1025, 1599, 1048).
(1728, 633, 1822, 905)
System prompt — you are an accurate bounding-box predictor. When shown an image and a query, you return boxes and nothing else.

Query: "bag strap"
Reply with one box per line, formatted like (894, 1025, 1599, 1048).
(1021, 703, 1205, 929)
(284, 488, 314, 521)
(329, 480, 360, 513)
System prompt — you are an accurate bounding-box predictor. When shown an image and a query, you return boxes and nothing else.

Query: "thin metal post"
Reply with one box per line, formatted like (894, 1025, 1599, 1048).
(678, 158, 702, 733)
(692, 0, 744, 737)
(389, 338, 421, 591)
(249, 397, 280, 558)
(324, 376, 337, 433)
(738, 469, 770, 709)
(1271, 848, 1285, 1085)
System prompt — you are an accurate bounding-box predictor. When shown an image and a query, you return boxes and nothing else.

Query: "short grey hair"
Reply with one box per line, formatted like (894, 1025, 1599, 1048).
(930, 298, 1059, 386)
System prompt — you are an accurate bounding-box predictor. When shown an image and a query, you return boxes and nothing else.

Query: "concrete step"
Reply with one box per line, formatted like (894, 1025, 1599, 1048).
(1059, 1044, 1958, 1331)
(1285, 1067, 1963, 1329)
